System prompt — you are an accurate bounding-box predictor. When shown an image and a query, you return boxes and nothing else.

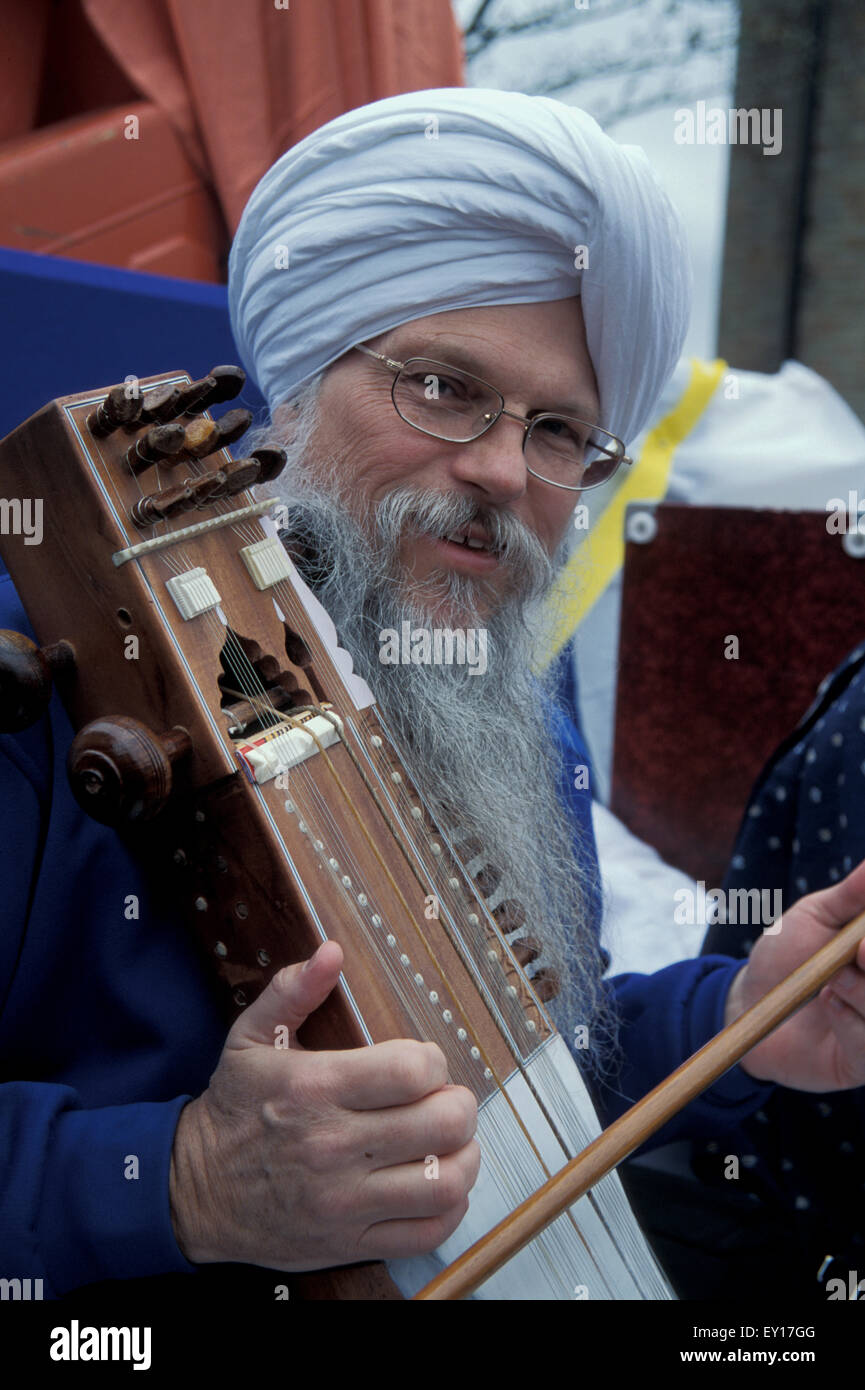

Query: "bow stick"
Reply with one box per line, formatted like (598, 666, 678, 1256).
(416, 909, 865, 1300)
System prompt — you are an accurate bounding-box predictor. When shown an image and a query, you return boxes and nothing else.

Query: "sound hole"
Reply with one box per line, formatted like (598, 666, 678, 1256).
(217, 627, 324, 736)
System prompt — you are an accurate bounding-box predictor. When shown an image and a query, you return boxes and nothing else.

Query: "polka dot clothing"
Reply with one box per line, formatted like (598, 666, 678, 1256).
(695, 642, 865, 1277)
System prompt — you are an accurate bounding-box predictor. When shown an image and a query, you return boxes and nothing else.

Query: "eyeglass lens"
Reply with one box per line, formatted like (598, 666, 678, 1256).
(392, 359, 621, 488)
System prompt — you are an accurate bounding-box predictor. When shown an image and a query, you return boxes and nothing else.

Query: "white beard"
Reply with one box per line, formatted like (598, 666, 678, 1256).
(257, 392, 615, 1063)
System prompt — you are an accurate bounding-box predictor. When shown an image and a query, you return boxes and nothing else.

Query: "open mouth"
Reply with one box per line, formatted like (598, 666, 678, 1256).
(444, 531, 491, 551)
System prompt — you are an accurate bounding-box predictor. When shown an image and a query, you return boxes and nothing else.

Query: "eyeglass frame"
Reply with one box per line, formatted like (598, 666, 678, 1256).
(353, 343, 632, 492)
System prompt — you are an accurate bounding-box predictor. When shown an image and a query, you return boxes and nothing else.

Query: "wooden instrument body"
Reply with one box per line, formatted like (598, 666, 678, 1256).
(0, 373, 558, 1299)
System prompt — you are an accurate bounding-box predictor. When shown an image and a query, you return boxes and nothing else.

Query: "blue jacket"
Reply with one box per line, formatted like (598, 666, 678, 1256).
(0, 572, 770, 1295)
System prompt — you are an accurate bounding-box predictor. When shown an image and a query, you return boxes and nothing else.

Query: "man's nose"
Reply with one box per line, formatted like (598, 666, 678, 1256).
(444, 414, 529, 504)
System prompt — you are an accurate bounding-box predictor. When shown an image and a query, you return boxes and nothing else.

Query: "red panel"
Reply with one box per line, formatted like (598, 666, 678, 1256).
(611, 504, 865, 884)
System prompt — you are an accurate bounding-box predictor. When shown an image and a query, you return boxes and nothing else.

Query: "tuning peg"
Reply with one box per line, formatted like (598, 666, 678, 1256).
(173, 417, 220, 461)
(139, 382, 184, 425)
(211, 408, 253, 450)
(124, 423, 187, 474)
(250, 446, 287, 482)
(183, 365, 246, 415)
(529, 967, 560, 1004)
(0, 630, 76, 731)
(131, 471, 228, 525)
(493, 899, 527, 932)
(87, 384, 142, 437)
(509, 937, 542, 969)
(167, 409, 252, 466)
(210, 457, 261, 497)
(68, 716, 191, 825)
(131, 482, 194, 525)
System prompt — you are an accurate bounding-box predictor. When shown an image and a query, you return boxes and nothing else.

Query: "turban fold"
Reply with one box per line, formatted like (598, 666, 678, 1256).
(229, 87, 691, 447)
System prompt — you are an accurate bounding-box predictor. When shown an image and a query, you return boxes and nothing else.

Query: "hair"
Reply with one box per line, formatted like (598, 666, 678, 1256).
(249, 369, 617, 1073)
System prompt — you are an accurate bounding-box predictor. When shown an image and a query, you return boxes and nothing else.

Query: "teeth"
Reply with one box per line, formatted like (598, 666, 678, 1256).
(443, 530, 488, 550)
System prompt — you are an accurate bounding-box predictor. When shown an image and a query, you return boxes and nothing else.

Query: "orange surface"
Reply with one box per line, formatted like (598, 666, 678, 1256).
(0, 104, 224, 280)
(0, 0, 465, 280)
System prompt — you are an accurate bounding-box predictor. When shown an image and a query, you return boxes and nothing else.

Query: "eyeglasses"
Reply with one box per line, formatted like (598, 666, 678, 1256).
(354, 344, 631, 492)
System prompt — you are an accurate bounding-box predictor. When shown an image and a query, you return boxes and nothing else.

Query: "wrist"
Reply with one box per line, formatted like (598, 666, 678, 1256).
(169, 1099, 220, 1265)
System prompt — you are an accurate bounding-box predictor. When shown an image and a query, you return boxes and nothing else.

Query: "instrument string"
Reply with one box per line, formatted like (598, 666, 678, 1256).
(121, 462, 657, 1292)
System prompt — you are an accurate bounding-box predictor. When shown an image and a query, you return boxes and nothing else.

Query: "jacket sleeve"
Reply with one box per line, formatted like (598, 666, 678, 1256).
(597, 956, 775, 1146)
(0, 724, 199, 1295)
(0, 1082, 197, 1295)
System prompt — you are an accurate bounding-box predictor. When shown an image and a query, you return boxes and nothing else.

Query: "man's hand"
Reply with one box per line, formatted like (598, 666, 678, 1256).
(723, 857, 865, 1091)
(170, 940, 480, 1270)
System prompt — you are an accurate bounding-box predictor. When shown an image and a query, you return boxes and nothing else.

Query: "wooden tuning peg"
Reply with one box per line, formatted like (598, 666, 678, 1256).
(0, 630, 75, 731)
(510, 937, 542, 969)
(250, 446, 287, 482)
(87, 384, 142, 437)
(172, 366, 247, 418)
(188, 365, 246, 414)
(67, 716, 191, 826)
(493, 899, 527, 932)
(124, 423, 186, 475)
(211, 408, 253, 450)
(529, 967, 560, 1004)
(139, 382, 183, 425)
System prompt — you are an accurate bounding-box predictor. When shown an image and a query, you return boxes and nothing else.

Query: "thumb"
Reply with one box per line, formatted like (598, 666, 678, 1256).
(229, 940, 344, 1049)
(800, 857, 865, 935)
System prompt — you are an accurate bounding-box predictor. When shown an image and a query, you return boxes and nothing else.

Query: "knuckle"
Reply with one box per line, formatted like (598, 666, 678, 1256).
(387, 1039, 444, 1096)
(438, 1086, 478, 1147)
(429, 1166, 469, 1211)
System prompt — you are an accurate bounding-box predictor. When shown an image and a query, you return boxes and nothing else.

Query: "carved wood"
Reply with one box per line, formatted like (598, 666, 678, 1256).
(0, 371, 554, 1300)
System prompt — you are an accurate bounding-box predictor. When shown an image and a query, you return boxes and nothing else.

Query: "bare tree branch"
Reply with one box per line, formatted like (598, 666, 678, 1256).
(455, 0, 738, 128)
(463, 0, 500, 40)
(465, 0, 662, 57)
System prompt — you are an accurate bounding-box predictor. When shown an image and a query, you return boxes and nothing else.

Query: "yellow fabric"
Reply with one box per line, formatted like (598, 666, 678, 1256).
(538, 356, 727, 668)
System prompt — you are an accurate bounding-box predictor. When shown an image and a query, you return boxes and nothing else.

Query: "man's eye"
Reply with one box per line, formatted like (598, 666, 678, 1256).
(534, 418, 587, 452)
(400, 372, 472, 402)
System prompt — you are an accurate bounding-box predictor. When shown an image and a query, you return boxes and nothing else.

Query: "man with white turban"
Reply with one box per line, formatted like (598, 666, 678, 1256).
(3, 88, 865, 1300)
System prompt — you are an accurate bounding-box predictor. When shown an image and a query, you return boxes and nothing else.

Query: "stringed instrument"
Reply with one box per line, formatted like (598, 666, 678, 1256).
(4, 368, 862, 1301)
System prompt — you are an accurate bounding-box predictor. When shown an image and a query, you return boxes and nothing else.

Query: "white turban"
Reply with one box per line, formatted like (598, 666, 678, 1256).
(229, 87, 691, 447)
